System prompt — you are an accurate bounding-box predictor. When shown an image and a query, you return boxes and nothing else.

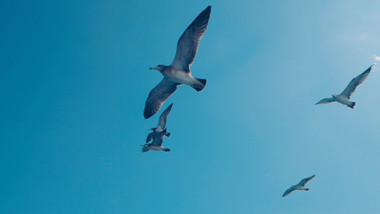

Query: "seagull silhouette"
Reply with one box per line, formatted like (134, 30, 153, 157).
(316, 65, 373, 108)
(144, 6, 211, 119)
(282, 175, 315, 197)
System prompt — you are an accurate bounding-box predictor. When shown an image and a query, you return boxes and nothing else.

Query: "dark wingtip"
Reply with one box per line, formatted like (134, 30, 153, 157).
(366, 64, 374, 72)
(144, 108, 153, 119)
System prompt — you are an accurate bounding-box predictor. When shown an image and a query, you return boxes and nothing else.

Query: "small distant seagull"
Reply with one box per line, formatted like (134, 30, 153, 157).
(282, 175, 315, 197)
(146, 103, 173, 142)
(316, 65, 373, 108)
(144, 6, 212, 119)
(142, 129, 171, 153)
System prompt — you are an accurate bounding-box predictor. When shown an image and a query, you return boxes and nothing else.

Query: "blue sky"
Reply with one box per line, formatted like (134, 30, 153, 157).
(1, 0, 380, 213)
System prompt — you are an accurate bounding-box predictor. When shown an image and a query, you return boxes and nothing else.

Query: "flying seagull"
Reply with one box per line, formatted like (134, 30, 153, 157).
(316, 65, 373, 108)
(146, 103, 173, 142)
(282, 175, 315, 197)
(142, 129, 171, 153)
(144, 6, 211, 119)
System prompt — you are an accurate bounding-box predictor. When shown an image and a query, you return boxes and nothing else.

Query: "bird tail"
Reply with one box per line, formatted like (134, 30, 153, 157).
(163, 148, 171, 152)
(191, 78, 207, 92)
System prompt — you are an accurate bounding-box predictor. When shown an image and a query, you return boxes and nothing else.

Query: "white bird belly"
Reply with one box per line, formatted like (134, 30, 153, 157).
(166, 70, 194, 85)
(149, 146, 164, 151)
(334, 95, 352, 106)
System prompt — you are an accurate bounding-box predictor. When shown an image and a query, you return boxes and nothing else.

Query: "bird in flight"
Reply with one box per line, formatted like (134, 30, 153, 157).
(142, 104, 174, 153)
(146, 103, 173, 141)
(282, 175, 315, 197)
(142, 129, 171, 153)
(316, 65, 373, 108)
(144, 6, 212, 119)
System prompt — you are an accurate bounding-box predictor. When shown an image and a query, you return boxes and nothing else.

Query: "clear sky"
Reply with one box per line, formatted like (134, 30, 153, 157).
(1, 0, 380, 213)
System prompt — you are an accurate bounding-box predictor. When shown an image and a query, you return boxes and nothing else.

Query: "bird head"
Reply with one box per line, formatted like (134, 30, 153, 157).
(149, 65, 166, 72)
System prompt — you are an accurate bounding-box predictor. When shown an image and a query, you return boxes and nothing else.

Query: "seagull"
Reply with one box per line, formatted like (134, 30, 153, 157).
(142, 129, 171, 153)
(146, 103, 173, 142)
(316, 65, 373, 108)
(282, 175, 315, 197)
(144, 6, 211, 119)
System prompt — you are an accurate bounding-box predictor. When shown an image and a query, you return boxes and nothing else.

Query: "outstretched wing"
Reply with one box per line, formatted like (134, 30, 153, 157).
(146, 132, 155, 143)
(298, 175, 316, 186)
(340, 65, 373, 99)
(171, 6, 211, 72)
(315, 97, 335, 105)
(282, 186, 295, 197)
(158, 103, 173, 130)
(144, 79, 178, 119)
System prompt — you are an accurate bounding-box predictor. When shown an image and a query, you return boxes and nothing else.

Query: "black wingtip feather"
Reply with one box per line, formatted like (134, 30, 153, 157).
(144, 107, 154, 119)
(167, 103, 174, 110)
(187, 5, 211, 30)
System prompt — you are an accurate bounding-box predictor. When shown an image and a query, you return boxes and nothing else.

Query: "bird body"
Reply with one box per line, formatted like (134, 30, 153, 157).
(316, 65, 373, 108)
(152, 66, 204, 89)
(332, 94, 355, 108)
(144, 6, 211, 119)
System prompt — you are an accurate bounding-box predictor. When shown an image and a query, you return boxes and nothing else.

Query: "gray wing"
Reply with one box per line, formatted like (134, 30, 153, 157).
(298, 175, 315, 186)
(171, 6, 211, 72)
(144, 79, 178, 119)
(151, 130, 166, 146)
(146, 132, 155, 143)
(158, 103, 173, 130)
(339, 65, 373, 99)
(282, 186, 295, 197)
(315, 97, 335, 105)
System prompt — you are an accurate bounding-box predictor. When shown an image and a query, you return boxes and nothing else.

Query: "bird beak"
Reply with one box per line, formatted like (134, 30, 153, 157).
(149, 67, 153, 70)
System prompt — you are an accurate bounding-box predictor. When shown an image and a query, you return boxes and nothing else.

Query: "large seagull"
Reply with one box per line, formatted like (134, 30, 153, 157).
(144, 6, 211, 119)
(316, 65, 373, 108)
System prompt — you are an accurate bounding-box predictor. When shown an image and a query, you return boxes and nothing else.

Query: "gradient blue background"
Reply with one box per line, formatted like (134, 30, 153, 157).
(1, 0, 380, 213)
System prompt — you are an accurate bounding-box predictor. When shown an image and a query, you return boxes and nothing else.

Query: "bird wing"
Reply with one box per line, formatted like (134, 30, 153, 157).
(315, 97, 335, 105)
(144, 79, 178, 119)
(339, 65, 373, 99)
(158, 103, 173, 130)
(282, 186, 295, 197)
(298, 175, 316, 186)
(146, 132, 155, 143)
(171, 6, 211, 72)
(151, 130, 166, 146)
